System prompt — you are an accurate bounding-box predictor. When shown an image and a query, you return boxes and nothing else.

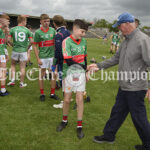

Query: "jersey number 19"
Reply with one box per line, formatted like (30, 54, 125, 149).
(15, 32, 26, 42)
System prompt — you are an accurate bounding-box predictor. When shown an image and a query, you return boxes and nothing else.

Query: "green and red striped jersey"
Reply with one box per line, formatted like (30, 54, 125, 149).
(34, 27, 56, 59)
(9, 26, 33, 53)
(0, 28, 6, 55)
(62, 35, 87, 79)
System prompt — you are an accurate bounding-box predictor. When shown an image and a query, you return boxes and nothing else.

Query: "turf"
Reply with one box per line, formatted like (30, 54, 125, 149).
(0, 38, 150, 150)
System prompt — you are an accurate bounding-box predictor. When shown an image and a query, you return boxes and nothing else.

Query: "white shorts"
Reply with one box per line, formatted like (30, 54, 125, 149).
(11, 51, 28, 62)
(0, 55, 6, 63)
(112, 42, 116, 45)
(39, 58, 53, 69)
(62, 73, 86, 93)
(116, 43, 120, 47)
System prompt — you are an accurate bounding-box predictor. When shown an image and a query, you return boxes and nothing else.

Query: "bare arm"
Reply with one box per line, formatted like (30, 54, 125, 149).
(33, 44, 42, 65)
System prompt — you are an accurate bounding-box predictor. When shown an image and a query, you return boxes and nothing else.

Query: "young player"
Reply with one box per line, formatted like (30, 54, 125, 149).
(102, 33, 108, 44)
(110, 31, 118, 54)
(7, 15, 33, 87)
(116, 32, 121, 51)
(52, 15, 70, 108)
(0, 14, 10, 96)
(56, 19, 88, 139)
(33, 14, 59, 101)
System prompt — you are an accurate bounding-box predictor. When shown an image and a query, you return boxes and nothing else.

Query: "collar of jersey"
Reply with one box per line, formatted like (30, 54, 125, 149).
(40, 27, 49, 33)
(70, 35, 81, 45)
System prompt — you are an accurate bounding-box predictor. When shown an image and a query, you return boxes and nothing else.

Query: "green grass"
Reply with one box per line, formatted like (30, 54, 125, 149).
(0, 38, 150, 150)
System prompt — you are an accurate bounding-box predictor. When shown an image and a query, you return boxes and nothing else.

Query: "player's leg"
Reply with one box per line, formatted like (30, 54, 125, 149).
(0, 56, 9, 96)
(7, 59, 16, 86)
(19, 52, 28, 87)
(56, 77, 73, 132)
(110, 43, 113, 53)
(112, 43, 116, 54)
(49, 58, 60, 100)
(57, 91, 72, 132)
(76, 91, 85, 139)
(39, 67, 46, 101)
(19, 61, 27, 87)
(27, 48, 33, 66)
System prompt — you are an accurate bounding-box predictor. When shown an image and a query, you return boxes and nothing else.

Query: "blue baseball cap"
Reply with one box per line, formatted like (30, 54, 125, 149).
(112, 12, 135, 28)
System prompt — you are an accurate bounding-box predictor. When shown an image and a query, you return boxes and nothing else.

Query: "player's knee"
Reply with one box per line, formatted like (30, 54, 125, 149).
(64, 99, 71, 104)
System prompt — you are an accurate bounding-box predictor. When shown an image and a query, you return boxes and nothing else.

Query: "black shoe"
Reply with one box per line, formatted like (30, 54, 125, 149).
(0, 91, 10, 96)
(56, 121, 68, 132)
(135, 145, 150, 150)
(40, 95, 45, 101)
(93, 135, 114, 144)
(50, 94, 60, 100)
(85, 96, 90, 103)
(77, 128, 84, 139)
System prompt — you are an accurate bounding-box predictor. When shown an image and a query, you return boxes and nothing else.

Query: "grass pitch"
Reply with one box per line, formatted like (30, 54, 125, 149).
(0, 38, 150, 150)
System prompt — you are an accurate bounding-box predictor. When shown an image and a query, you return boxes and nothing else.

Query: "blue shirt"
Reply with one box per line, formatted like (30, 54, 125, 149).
(55, 26, 70, 64)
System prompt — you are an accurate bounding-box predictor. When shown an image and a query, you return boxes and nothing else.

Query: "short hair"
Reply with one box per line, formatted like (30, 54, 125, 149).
(17, 15, 27, 24)
(53, 15, 65, 27)
(0, 14, 10, 20)
(40, 14, 50, 20)
(73, 19, 88, 31)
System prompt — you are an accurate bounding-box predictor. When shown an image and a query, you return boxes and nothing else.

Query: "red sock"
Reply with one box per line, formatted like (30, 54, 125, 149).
(63, 115, 68, 122)
(40, 89, 44, 95)
(1, 85, 5, 88)
(77, 120, 82, 128)
(51, 88, 55, 95)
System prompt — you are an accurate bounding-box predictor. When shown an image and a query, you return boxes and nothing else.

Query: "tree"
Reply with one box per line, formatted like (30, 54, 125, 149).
(93, 19, 109, 28)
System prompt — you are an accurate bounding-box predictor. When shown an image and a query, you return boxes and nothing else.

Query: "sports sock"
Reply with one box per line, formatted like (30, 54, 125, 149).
(51, 88, 55, 95)
(40, 89, 44, 95)
(62, 115, 68, 123)
(77, 120, 82, 128)
(1, 85, 6, 93)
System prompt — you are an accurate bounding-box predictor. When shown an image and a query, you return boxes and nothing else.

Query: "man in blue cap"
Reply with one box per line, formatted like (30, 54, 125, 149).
(88, 12, 150, 150)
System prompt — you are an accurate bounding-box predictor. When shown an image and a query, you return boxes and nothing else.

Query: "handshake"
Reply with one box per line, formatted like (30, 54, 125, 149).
(86, 64, 99, 81)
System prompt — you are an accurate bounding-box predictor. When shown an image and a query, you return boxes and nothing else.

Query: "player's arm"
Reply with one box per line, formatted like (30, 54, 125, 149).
(28, 31, 33, 50)
(28, 38, 33, 50)
(33, 43, 42, 65)
(7, 29, 13, 47)
(33, 31, 42, 65)
(65, 58, 87, 70)
(54, 33, 63, 65)
(87, 45, 121, 71)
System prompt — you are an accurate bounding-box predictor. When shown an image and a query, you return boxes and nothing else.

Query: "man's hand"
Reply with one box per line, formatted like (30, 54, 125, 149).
(145, 89, 150, 102)
(87, 64, 97, 71)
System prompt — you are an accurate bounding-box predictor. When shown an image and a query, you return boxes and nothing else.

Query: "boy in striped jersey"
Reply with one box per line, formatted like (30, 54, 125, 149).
(57, 19, 88, 139)
(0, 14, 10, 96)
(33, 14, 59, 101)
